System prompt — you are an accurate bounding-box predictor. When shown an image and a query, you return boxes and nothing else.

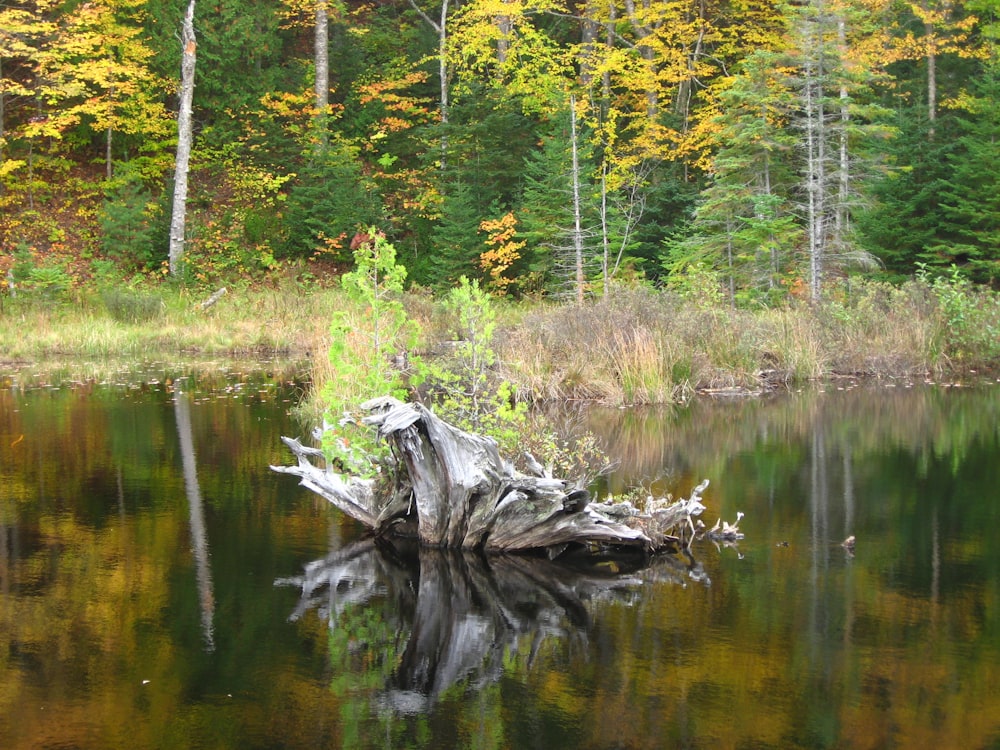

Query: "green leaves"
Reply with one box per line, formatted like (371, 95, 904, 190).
(322, 231, 417, 472)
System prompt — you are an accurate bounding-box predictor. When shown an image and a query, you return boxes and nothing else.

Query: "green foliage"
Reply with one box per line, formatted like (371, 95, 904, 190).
(322, 231, 418, 473)
(101, 288, 164, 323)
(416, 277, 528, 453)
(928, 65, 1000, 285)
(8, 249, 73, 301)
(661, 260, 727, 311)
(917, 263, 1000, 364)
(429, 180, 485, 286)
(858, 108, 964, 279)
(677, 49, 801, 303)
(281, 140, 383, 260)
(440, 278, 526, 448)
(417, 276, 610, 476)
(98, 166, 160, 270)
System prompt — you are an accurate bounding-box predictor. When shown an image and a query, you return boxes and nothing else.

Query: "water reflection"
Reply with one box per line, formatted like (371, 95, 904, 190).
(277, 540, 713, 713)
(3, 373, 1000, 749)
(174, 391, 215, 651)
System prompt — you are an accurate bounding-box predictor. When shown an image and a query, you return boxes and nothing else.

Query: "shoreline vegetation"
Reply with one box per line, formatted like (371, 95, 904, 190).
(3, 270, 999, 416)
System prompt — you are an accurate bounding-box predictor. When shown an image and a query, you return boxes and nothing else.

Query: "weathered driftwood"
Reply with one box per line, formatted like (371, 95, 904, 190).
(199, 286, 227, 310)
(272, 396, 728, 555)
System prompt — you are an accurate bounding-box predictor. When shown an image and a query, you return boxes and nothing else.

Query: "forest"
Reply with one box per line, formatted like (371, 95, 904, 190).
(2, 0, 999, 303)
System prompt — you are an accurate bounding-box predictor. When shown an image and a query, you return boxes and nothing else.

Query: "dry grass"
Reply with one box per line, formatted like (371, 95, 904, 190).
(4, 275, 996, 413)
(496, 280, 986, 405)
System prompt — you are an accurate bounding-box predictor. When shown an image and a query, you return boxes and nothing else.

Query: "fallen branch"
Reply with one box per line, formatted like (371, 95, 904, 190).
(199, 287, 227, 310)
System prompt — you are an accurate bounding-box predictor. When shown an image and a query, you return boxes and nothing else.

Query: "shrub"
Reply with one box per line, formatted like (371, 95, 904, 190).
(98, 167, 160, 270)
(102, 288, 164, 323)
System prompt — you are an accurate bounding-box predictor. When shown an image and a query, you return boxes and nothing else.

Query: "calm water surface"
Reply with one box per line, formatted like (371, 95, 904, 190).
(1, 366, 999, 749)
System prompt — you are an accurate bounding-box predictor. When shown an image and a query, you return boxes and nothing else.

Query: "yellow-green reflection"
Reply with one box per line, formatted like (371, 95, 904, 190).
(1, 375, 998, 749)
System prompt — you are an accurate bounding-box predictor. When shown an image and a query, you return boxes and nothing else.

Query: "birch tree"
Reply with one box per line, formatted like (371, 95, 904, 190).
(168, 0, 196, 277)
(314, 0, 329, 144)
(407, 0, 450, 167)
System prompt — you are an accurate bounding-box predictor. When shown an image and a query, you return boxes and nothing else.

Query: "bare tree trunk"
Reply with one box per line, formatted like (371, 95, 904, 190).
(804, 62, 825, 301)
(407, 0, 449, 169)
(438, 0, 449, 168)
(496, 0, 512, 64)
(0, 57, 5, 195)
(570, 95, 585, 304)
(836, 19, 850, 250)
(600, 164, 609, 291)
(800, 0, 827, 302)
(925, 13, 937, 139)
(314, 0, 329, 127)
(104, 86, 115, 180)
(168, 0, 196, 277)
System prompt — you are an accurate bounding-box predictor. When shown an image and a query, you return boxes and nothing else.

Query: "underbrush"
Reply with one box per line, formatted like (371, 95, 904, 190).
(4, 269, 998, 412)
(497, 277, 1000, 405)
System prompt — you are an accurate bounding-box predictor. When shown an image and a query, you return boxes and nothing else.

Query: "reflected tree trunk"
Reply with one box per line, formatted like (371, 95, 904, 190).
(174, 392, 215, 651)
(276, 538, 701, 711)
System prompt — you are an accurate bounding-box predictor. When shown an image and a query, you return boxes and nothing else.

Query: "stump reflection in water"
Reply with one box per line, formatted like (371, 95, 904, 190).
(276, 539, 712, 712)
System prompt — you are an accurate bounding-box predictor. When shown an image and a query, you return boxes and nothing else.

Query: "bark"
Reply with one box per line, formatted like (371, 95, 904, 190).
(168, 0, 196, 277)
(272, 397, 726, 555)
(314, 0, 329, 115)
(570, 95, 585, 305)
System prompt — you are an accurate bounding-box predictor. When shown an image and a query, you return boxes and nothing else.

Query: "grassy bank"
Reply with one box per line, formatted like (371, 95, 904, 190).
(0, 283, 341, 363)
(3, 274, 999, 415)
(499, 278, 1000, 404)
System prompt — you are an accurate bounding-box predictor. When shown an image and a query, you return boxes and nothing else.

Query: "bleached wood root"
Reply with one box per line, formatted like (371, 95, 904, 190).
(272, 397, 715, 555)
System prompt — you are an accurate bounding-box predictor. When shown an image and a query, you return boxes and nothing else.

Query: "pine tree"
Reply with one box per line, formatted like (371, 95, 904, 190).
(429, 176, 484, 287)
(517, 104, 598, 297)
(281, 136, 382, 260)
(679, 49, 801, 304)
(930, 63, 1000, 283)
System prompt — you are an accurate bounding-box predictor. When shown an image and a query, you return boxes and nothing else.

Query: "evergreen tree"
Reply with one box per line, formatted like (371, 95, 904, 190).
(99, 163, 160, 269)
(429, 176, 484, 287)
(856, 105, 961, 279)
(517, 104, 602, 297)
(931, 64, 1000, 283)
(281, 137, 382, 260)
(673, 49, 801, 304)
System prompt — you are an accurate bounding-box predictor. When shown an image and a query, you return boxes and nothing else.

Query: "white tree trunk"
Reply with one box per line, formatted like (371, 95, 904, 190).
(438, 0, 449, 168)
(168, 0, 196, 277)
(925, 8, 937, 138)
(314, 0, 329, 130)
(570, 95, 585, 304)
(407, 0, 450, 169)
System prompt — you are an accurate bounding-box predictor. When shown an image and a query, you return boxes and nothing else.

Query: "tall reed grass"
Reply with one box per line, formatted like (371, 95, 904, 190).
(4, 274, 998, 413)
(497, 278, 998, 406)
(0, 283, 339, 362)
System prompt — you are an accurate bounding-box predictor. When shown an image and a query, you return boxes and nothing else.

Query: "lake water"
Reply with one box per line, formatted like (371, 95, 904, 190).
(2, 365, 999, 749)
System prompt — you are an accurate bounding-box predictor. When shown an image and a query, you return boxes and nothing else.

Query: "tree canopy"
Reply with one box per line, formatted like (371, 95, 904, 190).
(2, 0, 999, 298)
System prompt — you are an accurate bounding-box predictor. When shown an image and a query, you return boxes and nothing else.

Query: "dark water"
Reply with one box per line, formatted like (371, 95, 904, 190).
(2, 367, 999, 749)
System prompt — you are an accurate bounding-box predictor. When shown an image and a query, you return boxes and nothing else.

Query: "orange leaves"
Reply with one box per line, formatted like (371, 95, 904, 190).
(480, 212, 525, 295)
(357, 72, 433, 138)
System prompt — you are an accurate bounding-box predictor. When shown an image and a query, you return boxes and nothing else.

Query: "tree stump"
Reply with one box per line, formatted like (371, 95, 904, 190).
(272, 397, 726, 556)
